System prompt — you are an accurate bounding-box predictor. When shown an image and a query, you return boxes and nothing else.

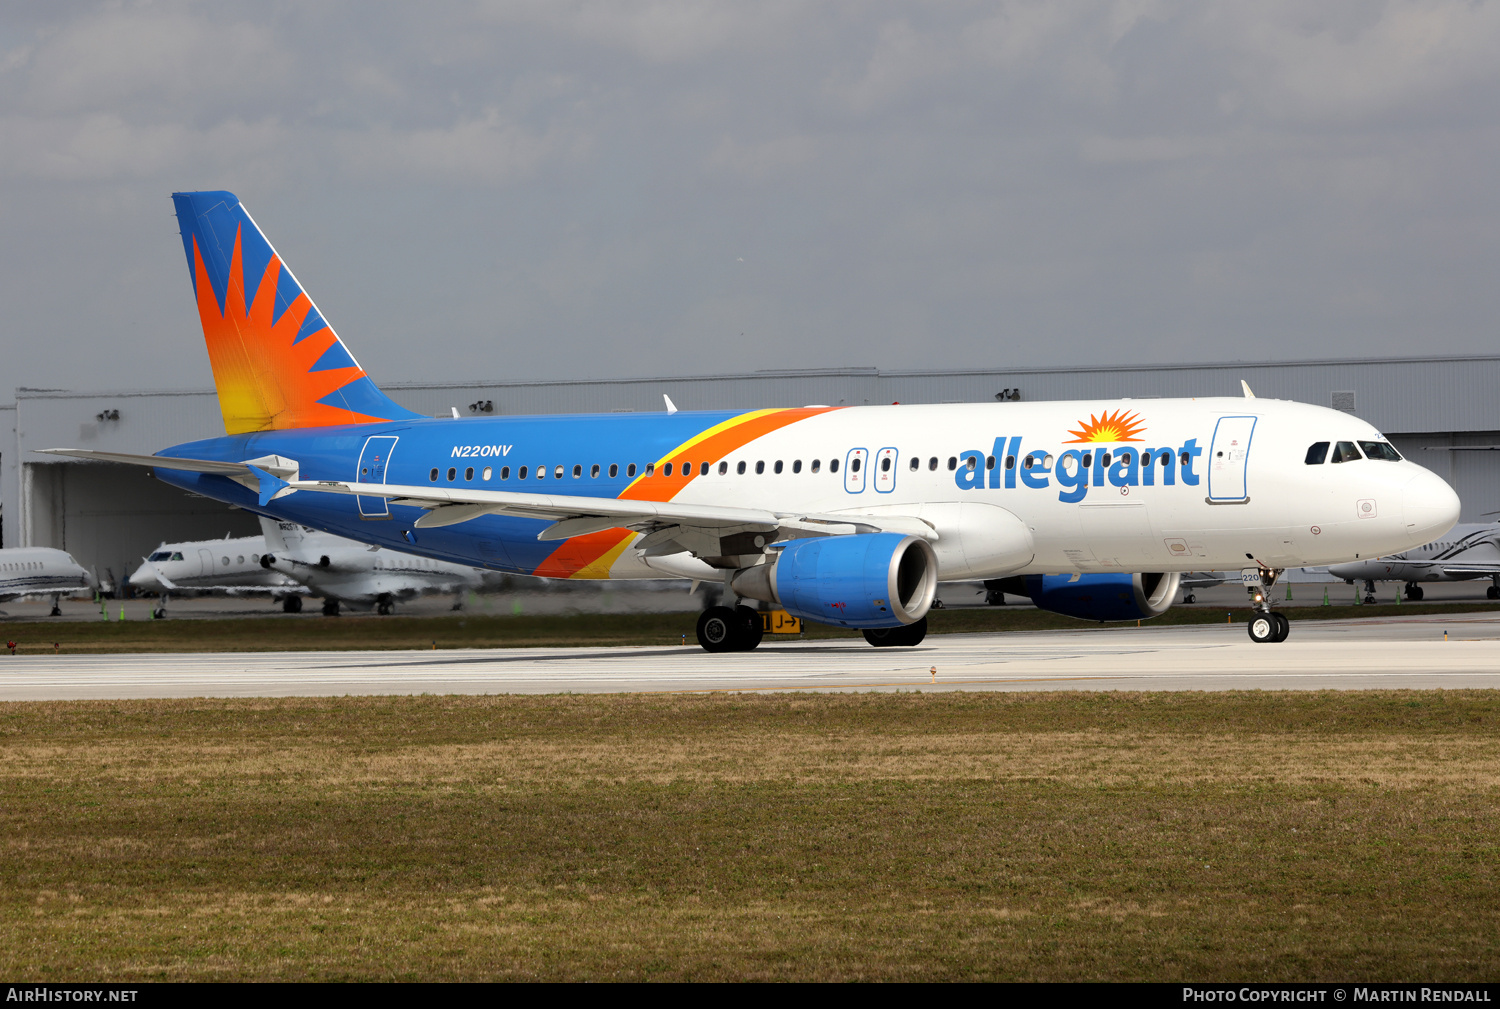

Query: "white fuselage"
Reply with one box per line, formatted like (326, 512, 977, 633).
(0, 548, 93, 601)
(128, 536, 294, 595)
(562, 398, 1461, 582)
(1328, 523, 1500, 584)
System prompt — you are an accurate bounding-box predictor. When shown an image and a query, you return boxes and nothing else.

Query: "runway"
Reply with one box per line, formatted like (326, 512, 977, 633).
(4, 612, 1500, 700)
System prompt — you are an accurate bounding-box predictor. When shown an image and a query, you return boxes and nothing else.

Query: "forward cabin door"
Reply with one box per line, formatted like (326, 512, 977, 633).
(1207, 416, 1256, 503)
(357, 435, 399, 519)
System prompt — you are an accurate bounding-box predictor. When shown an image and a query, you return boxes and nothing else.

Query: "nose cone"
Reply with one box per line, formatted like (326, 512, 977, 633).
(1403, 468, 1461, 543)
(128, 566, 160, 592)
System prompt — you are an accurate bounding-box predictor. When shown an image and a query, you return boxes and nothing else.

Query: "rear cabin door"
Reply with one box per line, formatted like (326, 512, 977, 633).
(357, 436, 399, 518)
(1207, 416, 1256, 503)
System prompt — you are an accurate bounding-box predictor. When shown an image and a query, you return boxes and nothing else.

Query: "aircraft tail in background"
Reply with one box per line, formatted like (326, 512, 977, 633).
(170, 190, 420, 435)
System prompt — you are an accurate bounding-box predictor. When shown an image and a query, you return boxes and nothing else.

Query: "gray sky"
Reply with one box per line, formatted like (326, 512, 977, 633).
(3, 1, 1498, 393)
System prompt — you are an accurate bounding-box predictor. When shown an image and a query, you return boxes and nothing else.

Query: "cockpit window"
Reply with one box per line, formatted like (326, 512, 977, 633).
(1330, 441, 1362, 464)
(1305, 442, 1329, 465)
(1359, 440, 1402, 461)
(148, 551, 172, 562)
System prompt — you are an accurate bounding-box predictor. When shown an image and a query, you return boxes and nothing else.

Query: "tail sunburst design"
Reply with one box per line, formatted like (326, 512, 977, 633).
(172, 191, 418, 435)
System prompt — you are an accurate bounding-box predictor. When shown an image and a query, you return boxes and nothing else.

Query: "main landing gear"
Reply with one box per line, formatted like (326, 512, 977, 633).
(281, 595, 302, 614)
(1405, 582, 1424, 601)
(1489, 576, 1500, 601)
(862, 617, 928, 648)
(696, 605, 765, 652)
(1243, 564, 1290, 644)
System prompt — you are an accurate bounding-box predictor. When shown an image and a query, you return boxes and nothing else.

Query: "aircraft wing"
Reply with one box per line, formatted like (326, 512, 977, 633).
(285, 479, 937, 559)
(1438, 563, 1500, 576)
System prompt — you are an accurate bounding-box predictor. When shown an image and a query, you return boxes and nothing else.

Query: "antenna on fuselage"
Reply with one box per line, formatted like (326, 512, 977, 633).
(1241, 380, 1256, 398)
(664, 394, 679, 415)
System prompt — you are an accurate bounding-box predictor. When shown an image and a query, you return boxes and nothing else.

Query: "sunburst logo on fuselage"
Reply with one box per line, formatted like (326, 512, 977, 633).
(1064, 409, 1146, 444)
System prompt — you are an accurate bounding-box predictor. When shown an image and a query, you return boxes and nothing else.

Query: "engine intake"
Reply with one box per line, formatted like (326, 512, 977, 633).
(731, 532, 938, 629)
(996, 571, 1180, 622)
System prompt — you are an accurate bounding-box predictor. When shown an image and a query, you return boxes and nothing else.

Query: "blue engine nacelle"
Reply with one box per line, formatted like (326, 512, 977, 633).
(1022, 571, 1181, 622)
(730, 532, 938, 629)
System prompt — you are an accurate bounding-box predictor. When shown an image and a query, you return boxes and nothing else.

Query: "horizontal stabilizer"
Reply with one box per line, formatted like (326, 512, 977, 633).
(39, 449, 299, 502)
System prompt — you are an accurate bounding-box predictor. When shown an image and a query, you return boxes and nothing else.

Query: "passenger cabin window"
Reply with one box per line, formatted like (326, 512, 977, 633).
(628, 464, 638, 478)
(774, 460, 783, 474)
(811, 459, 821, 473)
(465, 467, 474, 480)
(928, 457, 938, 471)
(880, 457, 891, 472)
(1360, 441, 1402, 461)
(664, 463, 674, 477)
(1330, 441, 1362, 464)
(851, 457, 861, 473)
(645, 463, 655, 476)
(909, 457, 919, 471)
(718, 461, 728, 475)
(591, 464, 600, 478)
(483, 467, 492, 481)
(947, 457, 957, 471)
(430, 468, 439, 482)
(573, 464, 582, 478)
(610, 464, 619, 478)
(555, 465, 564, 479)
(1305, 442, 1330, 465)
(737, 461, 746, 475)
(501, 466, 510, 480)
(446, 467, 457, 481)
(755, 461, 765, 475)
(830, 459, 840, 474)
(793, 460, 802, 474)
(700, 462, 709, 476)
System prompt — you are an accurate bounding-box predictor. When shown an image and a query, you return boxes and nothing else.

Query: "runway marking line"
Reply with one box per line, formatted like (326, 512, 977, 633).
(634, 674, 1141, 694)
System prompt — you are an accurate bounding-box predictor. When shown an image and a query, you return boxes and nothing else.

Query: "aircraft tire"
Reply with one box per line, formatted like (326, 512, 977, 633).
(734, 605, 764, 651)
(1271, 612, 1290, 642)
(282, 596, 302, 614)
(1489, 586, 1500, 601)
(862, 617, 928, 648)
(1406, 585, 1424, 601)
(322, 599, 340, 617)
(1184, 593, 1196, 604)
(1248, 613, 1277, 644)
(697, 607, 738, 652)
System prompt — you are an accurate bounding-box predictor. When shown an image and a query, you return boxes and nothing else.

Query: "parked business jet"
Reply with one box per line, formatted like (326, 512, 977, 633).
(1329, 523, 1500, 602)
(44, 191, 1462, 648)
(128, 521, 494, 616)
(259, 517, 497, 615)
(127, 532, 299, 617)
(0, 548, 95, 616)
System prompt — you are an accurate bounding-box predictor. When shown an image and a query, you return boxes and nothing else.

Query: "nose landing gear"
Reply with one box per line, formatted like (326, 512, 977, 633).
(1243, 565, 1290, 643)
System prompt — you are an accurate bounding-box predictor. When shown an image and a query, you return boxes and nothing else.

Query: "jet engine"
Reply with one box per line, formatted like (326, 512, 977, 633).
(998, 571, 1181, 622)
(731, 532, 938, 629)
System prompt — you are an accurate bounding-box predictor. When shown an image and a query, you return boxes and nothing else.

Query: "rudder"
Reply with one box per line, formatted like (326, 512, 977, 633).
(171, 190, 419, 435)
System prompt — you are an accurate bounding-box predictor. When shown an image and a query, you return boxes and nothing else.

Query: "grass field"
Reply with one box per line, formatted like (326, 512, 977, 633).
(0, 599, 1494, 654)
(3, 691, 1498, 980)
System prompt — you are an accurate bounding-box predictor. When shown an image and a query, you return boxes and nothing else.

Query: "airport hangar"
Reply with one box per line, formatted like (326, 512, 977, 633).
(1, 354, 1497, 583)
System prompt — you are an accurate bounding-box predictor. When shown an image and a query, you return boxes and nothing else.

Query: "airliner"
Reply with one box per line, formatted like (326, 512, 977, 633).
(44, 191, 1462, 649)
(0, 548, 95, 616)
(1328, 523, 1500, 602)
